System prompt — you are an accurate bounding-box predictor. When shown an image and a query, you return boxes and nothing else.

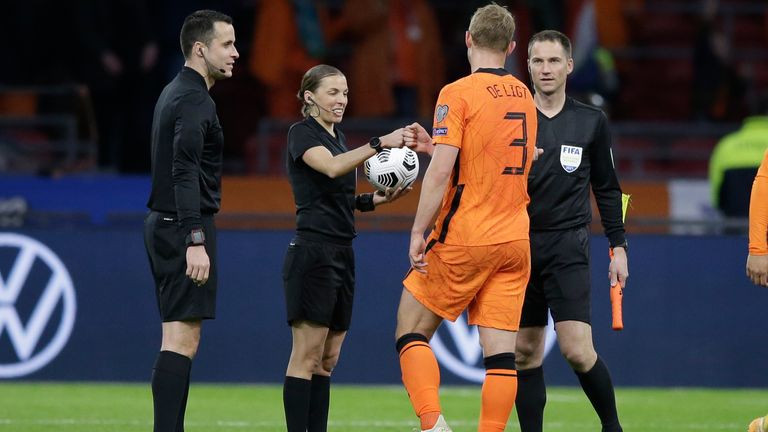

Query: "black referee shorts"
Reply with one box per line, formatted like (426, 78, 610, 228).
(144, 211, 217, 322)
(282, 234, 355, 331)
(519, 225, 592, 327)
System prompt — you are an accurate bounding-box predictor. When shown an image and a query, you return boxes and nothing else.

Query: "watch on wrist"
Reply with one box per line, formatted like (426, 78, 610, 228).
(611, 240, 628, 253)
(369, 137, 383, 153)
(185, 228, 205, 247)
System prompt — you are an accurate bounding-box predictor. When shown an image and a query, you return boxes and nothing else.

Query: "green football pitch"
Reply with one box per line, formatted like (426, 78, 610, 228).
(0, 383, 765, 431)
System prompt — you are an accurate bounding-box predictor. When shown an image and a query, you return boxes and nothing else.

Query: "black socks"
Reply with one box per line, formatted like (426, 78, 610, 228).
(575, 357, 622, 432)
(515, 366, 546, 432)
(309, 374, 331, 432)
(151, 351, 192, 432)
(283, 376, 312, 432)
(284, 374, 332, 431)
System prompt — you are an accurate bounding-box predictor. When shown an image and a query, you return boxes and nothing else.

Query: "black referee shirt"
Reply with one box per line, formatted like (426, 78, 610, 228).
(147, 67, 223, 232)
(287, 118, 357, 241)
(527, 97, 626, 247)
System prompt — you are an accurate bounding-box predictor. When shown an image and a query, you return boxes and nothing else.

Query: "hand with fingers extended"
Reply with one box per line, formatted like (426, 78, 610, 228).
(373, 186, 412, 206)
(186, 245, 210, 286)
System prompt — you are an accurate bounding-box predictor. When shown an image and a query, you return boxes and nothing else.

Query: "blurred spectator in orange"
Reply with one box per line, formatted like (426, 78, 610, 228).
(594, 0, 645, 50)
(335, 0, 444, 119)
(249, 0, 333, 119)
(692, 0, 747, 122)
(562, 0, 620, 106)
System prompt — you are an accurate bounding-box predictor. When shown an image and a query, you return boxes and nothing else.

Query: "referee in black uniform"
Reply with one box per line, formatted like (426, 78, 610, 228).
(514, 31, 629, 432)
(281, 64, 421, 432)
(143, 10, 238, 432)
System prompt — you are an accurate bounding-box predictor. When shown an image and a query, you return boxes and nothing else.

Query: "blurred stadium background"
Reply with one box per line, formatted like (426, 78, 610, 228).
(1, 0, 768, 430)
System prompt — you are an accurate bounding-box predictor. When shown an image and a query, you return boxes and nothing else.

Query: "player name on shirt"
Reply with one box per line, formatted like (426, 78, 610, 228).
(485, 83, 529, 99)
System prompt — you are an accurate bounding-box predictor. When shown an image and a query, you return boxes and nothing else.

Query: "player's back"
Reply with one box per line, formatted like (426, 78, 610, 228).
(431, 69, 537, 246)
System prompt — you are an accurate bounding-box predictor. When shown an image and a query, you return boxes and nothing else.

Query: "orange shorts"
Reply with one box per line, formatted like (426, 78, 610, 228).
(403, 239, 530, 331)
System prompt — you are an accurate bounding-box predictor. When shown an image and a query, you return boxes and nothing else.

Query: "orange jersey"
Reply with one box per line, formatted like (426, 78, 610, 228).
(749, 150, 768, 254)
(430, 68, 537, 246)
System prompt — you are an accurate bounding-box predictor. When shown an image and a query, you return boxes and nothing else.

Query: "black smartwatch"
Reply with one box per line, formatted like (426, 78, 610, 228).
(185, 228, 206, 247)
(369, 137, 383, 153)
(611, 240, 628, 253)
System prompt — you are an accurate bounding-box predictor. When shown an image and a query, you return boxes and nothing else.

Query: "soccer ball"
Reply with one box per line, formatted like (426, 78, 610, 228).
(364, 147, 419, 192)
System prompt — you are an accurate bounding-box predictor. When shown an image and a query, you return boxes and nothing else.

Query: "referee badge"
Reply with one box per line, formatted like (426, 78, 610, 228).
(560, 145, 583, 173)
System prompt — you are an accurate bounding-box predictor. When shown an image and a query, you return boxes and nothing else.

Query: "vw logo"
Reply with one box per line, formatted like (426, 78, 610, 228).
(432, 313, 556, 383)
(0, 233, 76, 378)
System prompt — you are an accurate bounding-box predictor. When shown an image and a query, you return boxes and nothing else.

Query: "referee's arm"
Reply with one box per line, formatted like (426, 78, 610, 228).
(589, 113, 626, 248)
(172, 101, 206, 233)
(172, 100, 211, 285)
(747, 152, 768, 286)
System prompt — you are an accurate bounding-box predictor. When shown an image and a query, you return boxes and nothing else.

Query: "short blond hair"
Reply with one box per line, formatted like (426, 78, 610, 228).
(468, 3, 516, 52)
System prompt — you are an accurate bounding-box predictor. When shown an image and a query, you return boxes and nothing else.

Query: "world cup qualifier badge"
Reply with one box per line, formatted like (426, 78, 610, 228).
(560, 145, 583, 173)
(435, 104, 449, 123)
(433, 104, 450, 136)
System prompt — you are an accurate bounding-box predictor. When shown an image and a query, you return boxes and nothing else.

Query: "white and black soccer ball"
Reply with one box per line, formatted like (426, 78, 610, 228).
(364, 147, 419, 192)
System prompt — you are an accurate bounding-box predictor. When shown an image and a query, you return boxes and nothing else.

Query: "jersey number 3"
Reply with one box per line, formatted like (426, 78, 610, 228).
(501, 112, 528, 175)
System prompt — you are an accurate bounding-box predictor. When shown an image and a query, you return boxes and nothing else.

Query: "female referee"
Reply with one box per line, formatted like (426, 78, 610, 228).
(281, 64, 423, 431)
